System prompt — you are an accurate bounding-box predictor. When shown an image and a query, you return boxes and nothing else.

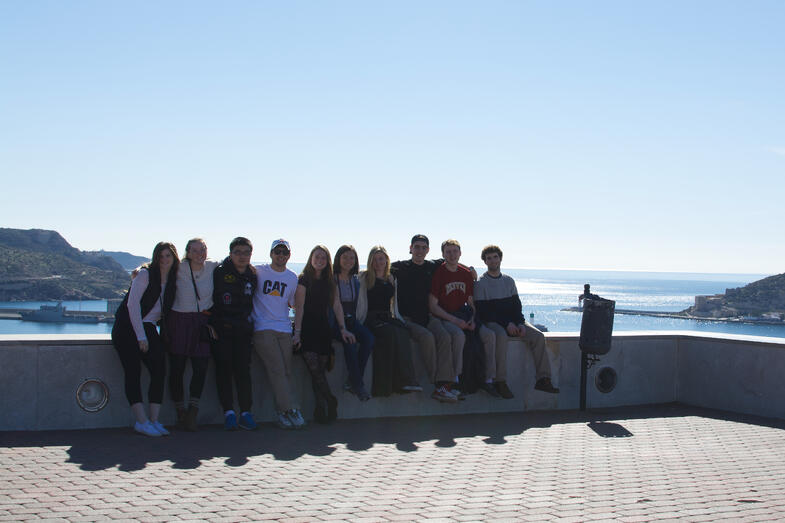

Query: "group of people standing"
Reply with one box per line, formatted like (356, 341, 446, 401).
(111, 234, 558, 437)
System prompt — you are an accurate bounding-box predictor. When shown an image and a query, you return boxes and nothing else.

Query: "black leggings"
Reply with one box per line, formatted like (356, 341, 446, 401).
(112, 322, 166, 405)
(302, 351, 333, 405)
(168, 354, 209, 404)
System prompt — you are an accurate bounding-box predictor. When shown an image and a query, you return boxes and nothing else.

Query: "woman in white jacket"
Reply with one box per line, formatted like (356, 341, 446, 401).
(357, 246, 422, 397)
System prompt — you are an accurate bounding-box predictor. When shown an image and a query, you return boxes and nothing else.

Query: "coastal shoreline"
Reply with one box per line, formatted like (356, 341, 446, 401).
(562, 307, 785, 326)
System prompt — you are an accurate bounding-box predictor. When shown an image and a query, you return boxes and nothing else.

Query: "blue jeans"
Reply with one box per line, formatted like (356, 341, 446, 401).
(334, 320, 374, 392)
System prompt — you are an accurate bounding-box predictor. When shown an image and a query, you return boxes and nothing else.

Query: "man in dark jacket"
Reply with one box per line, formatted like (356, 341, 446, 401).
(211, 237, 258, 430)
(474, 245, 559, 398)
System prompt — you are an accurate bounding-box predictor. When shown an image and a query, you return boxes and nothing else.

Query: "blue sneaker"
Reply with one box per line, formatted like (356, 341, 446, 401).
(276, 411, 294, 430)
(238, 412, 257, 431)
(224, 412, 238, 431)
(286, 408, 306, 429)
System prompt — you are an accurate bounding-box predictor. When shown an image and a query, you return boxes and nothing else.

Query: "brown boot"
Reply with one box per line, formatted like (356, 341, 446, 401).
(184, 405, 198, 432)
(176, 407, 187, 430)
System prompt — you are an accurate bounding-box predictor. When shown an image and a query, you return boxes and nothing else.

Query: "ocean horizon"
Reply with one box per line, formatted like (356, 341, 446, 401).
(1, 268, 782, 339)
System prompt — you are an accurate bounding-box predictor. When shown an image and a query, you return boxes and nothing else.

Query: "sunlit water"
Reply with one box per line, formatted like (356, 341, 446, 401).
(1, 269, 783, 339)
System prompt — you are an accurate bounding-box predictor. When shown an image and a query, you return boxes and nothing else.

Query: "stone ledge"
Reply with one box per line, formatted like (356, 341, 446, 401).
(3, 331, 785, 431)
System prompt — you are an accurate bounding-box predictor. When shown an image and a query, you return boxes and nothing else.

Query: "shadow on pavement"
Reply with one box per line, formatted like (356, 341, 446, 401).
(1, 403, 783, 472)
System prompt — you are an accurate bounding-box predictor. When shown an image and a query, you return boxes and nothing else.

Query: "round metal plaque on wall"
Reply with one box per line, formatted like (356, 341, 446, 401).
(595, 367, 618, 394)
(76, 378, 109, 412)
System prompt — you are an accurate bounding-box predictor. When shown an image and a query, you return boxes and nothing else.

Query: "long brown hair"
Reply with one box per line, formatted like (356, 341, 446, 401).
(333, 244, 359, 277)
(364, 245, 390, 290)
(143, 242, 179, 313)
(147, 241, 180, 281)
(302, 245, 335, 303)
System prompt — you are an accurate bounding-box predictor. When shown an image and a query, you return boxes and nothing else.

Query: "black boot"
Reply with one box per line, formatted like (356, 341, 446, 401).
(184, 405, 199, 432)
(313, 397, 328, 424)
(327, 394, 338, 423)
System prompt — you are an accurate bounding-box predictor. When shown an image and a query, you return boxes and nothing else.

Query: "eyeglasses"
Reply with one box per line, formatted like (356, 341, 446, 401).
(231, 249, 252, 256)
(273, 248, 290, 255)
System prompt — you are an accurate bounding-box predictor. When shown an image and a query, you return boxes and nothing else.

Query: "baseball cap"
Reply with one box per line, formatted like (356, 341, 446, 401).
(410, 234, 429, 246)
(270, 239, 290, 252)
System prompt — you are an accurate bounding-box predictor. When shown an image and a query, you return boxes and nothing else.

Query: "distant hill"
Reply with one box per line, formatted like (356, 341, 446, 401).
(0, 228, 135, 301)
(683, 272, 785, 319)
(84, 250, 149, 271)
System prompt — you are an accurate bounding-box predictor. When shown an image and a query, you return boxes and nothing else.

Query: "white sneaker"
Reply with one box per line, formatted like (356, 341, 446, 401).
(286, 409, 306, 429)
(402, 384, 423, 392)
(134, 421, 162, 437)
(151, 420, 170, 436)
(431, 386, 458, 403)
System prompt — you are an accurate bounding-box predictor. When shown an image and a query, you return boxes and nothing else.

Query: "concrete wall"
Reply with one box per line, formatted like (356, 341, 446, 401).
(0, 334, 562, 431)
(1, 331, 784, 431)
(676, 333, 785, 420)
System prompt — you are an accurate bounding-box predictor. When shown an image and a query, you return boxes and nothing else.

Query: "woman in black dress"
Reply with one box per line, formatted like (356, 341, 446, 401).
(293, 245, 355, 423)
(356, 245, 422, 397)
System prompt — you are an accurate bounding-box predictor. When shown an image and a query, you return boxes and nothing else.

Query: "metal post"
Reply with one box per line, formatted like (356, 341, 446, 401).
(580, 351, 588, 411)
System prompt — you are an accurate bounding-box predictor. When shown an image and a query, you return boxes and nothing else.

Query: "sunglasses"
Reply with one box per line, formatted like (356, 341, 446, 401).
(273, 248, 290, 255)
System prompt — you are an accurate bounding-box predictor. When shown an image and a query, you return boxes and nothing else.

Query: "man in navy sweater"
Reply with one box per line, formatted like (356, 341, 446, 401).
(474, 245, 559, 397)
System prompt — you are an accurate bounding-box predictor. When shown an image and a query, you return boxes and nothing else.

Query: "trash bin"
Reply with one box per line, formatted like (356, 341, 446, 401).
(579, 298, 615, 355)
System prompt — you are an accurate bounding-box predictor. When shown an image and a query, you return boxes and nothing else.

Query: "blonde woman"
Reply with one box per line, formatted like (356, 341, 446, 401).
(356, 246, 422, 397)
(167, 238, 219, 431)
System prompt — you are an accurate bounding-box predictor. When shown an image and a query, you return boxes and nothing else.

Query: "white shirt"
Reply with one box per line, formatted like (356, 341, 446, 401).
(252, 264, 297, 333)
(172, 260, 219, 313)
(127, 269, 167, 341)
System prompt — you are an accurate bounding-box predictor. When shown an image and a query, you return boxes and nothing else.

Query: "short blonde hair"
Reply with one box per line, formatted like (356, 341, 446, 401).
(441, 239, 461, 254)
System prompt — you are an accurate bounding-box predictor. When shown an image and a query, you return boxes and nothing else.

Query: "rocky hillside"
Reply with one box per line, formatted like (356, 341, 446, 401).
(83, 250, 149, 271)
(683, 272, 785, 318)
(0, 228, 137, 301)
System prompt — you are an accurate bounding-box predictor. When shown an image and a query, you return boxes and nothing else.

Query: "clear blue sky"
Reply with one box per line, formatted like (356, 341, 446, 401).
(1, 2, 783, 274)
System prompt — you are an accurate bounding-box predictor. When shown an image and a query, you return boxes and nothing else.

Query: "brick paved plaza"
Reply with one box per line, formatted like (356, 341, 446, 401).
(2, 403, 784, 521)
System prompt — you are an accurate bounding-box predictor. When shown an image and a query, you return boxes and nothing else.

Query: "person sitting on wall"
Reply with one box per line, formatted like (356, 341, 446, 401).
(357, 245, 423, 397)
(428, 239, 496, 398)
(332, 244, 374, 402)
(293, 245, 356, 424)
(392, 234, 466, 403)
(474, 244, 559, 396)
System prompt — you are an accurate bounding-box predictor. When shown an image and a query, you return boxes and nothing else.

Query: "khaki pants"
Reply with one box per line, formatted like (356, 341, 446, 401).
(253, 329, 295, 413)
(402, 315, 451, 384)
(432, 319, 495, 383)
(484, 321, 551, 382)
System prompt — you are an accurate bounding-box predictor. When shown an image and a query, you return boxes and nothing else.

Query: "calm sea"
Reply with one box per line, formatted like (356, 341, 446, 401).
(1, 268, 783, 339)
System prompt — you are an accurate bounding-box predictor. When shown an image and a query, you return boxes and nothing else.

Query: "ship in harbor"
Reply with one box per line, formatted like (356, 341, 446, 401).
(19, 302, 101, 323)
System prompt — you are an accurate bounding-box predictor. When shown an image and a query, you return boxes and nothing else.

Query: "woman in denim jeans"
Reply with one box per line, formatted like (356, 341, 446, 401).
(332, 245, 374, 401)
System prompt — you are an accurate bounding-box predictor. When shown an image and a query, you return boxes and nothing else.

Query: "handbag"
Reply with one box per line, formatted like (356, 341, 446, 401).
(189, 260, 215, 343)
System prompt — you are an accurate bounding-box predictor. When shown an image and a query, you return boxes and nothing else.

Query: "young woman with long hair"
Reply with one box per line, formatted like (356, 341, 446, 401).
(111, 242, 179, 437)
(167, 238, 219, 431)
(357, 246, 422, 397)
(332, 245, 374, 401)
(293, 245, 356, 423)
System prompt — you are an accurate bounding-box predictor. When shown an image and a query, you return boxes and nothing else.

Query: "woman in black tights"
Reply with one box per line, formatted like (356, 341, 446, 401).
(293, 245, 355, 423)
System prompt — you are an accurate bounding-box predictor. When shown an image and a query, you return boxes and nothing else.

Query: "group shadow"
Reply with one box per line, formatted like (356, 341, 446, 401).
(2, 402, 783, 472)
